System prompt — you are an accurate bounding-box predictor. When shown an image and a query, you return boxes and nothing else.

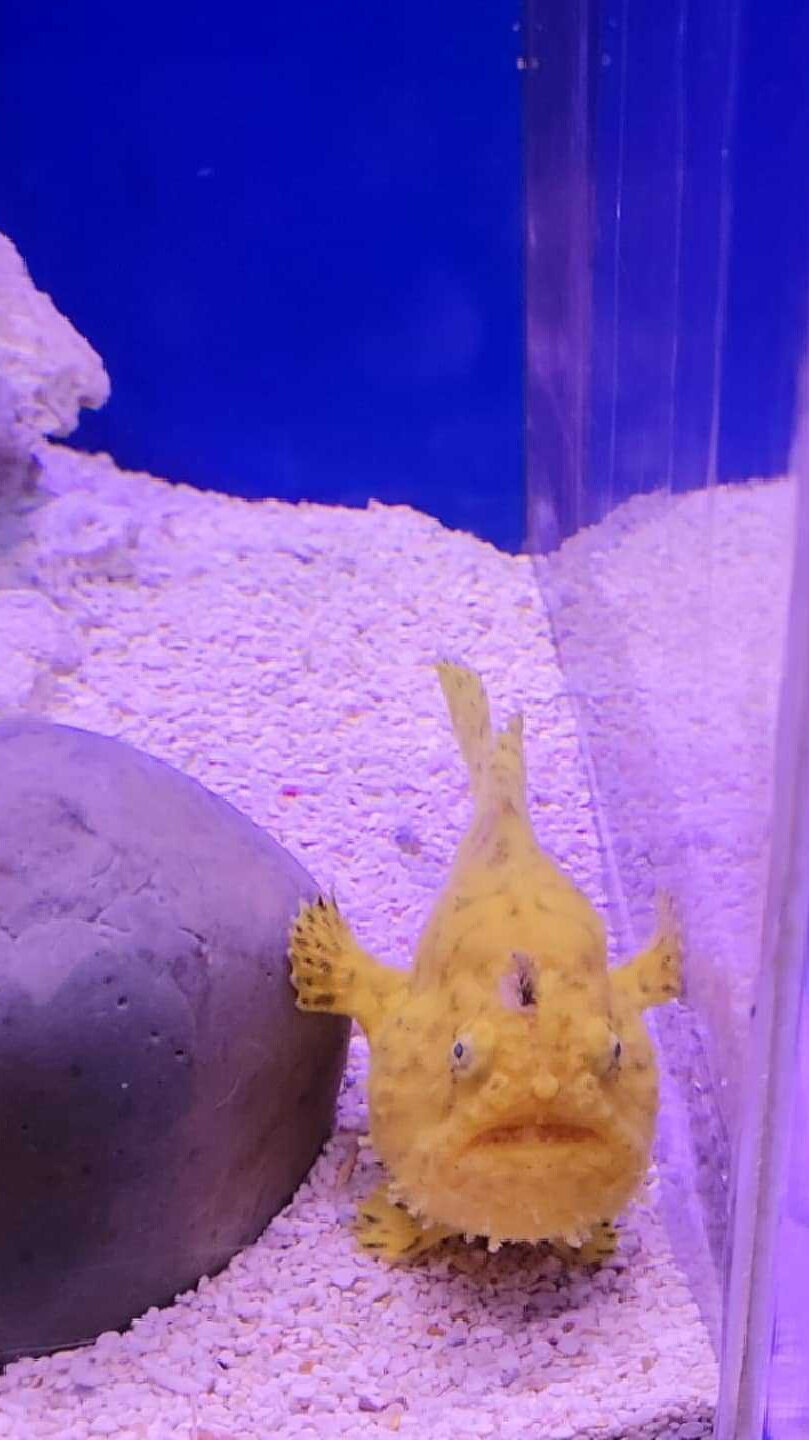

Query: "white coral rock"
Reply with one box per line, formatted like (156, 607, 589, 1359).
(0, 589, 81, 712)
(35, 490, 140, 579)
(0, 233, 109, 457)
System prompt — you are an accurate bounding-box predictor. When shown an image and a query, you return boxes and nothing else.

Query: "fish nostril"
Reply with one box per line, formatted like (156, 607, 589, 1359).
(532, 1072, 560, 1102)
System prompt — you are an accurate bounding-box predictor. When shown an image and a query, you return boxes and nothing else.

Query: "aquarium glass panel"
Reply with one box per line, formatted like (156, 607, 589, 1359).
(764, 938, 809, 1440)
(717, 406, 809, 1440)
(524, 0, 809, 1433)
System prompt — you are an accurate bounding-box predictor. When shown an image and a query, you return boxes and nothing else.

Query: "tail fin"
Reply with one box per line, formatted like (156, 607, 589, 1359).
(435, 662, 527, 813)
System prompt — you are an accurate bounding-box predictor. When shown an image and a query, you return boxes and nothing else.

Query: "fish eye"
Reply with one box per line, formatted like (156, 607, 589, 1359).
(450, 1036, 475, 1073)
(449, 1020, 494, 1077)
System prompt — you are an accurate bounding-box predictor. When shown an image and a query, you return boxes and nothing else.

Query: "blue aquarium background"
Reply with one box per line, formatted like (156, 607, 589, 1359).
(0, 2, 524, 548)
(2, 0, 808, 555)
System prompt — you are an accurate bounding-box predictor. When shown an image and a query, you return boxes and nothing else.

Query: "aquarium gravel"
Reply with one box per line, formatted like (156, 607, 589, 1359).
(0, 443, 721, 1439)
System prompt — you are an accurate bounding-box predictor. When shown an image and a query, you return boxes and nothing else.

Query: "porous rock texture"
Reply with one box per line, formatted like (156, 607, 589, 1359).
(0, 436, 720, 1440)
(0, 717, 349, 1362)
(0, 235, 109, 467)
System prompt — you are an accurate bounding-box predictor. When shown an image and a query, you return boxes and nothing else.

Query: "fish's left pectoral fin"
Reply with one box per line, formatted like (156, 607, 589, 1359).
(552, 1220, 619, 1267)
(289, 896, 406, 1034)
(612, 893, 683, 1011)
(354, 1184, 454, 1263)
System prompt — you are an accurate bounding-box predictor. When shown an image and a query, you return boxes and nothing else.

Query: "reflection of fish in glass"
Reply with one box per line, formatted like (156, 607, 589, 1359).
(290, 663, 682, 1262)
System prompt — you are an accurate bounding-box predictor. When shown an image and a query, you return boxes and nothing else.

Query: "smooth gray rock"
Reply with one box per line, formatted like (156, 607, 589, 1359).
(0, 719, 349, 1362)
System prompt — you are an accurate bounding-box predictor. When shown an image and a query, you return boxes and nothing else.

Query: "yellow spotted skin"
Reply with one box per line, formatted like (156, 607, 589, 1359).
(289, 663, 682, 1262)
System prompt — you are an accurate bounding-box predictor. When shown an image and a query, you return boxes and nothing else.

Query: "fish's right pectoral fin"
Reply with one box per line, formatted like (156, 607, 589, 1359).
(288, 896, 406, 1034)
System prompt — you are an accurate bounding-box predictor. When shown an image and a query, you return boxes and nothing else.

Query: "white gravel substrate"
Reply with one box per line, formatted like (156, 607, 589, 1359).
(541, 478, 795, 1350)
(0, 444, 718, 1440)
(541, 478, 795, 1135)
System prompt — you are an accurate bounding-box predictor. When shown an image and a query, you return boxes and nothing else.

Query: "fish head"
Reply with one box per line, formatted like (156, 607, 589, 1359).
(369, 938, 660, 1244)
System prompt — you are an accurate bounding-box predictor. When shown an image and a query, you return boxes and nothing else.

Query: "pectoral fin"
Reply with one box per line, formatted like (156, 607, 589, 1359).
(612, 895, 683, 1011)
(355, 1184, 454, 1262)
(289, 897, 407, 1037)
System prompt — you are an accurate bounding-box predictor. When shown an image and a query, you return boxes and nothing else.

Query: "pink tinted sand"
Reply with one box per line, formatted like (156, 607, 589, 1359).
(0, 443, 722, 1439)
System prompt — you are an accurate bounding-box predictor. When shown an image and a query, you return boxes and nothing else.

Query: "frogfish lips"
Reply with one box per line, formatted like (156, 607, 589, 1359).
(415, 1107, 647, 1245)
(469, 1120, 598, 1148)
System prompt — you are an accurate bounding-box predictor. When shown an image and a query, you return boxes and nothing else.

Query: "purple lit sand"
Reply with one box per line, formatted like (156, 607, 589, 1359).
(0, 440, 749, 1439)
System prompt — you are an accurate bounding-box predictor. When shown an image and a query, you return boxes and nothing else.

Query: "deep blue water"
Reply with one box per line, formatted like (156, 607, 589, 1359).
(0, 2, 525, 551)
(1, 1, 808, 554)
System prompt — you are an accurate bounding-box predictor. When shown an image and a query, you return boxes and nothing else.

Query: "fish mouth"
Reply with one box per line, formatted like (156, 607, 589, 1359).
(470, 1121, 597, 1148)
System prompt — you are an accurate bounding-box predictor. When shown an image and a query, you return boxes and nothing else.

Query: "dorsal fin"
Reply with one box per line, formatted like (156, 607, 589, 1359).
(487, 711, 528, 817)
(436, 662, 527, 816)
(412, 664, 557, 988)
(435, 661, 492, 800)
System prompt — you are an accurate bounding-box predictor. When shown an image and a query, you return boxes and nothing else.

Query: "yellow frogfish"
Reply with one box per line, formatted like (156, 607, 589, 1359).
(289, 662, 681, 1263)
